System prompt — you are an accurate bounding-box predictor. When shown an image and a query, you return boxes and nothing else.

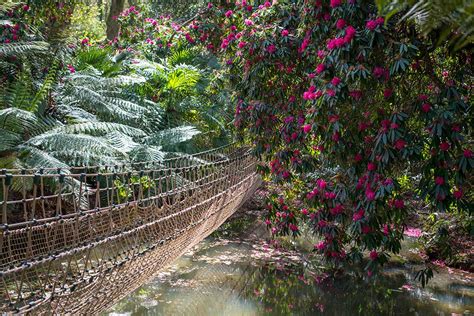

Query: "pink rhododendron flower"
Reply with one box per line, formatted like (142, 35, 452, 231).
(404, 227, 422, 238)
(369, 250, 378, 260)
(315, 241, 326, 250)
(67, 64, 76, 73)
(439, 142, 450, 151)
(302, 124, 312, 133)
(267, 44, 277, 54)
(317, 179, 327, 189)
(365, 190, 375, 201)
(394, 139, 406, 150)
(238, 41, 247, 48)
(418, 94, 429, 101)
(366, 20, 377, 31)
(349, 90, 363, 100)
(453, 189, 463, 199)
(464, 149, 473, 158)
(281, 29, 289, 36)
(435, 176, 444, 185)
(421, 103, 431, 113)
(373, 66, 387, 79)
(331, 77, 341, 86)
(301, 208, 309, 215)
(367, 162, 376, 171)
(352, 209, 364, 221)
(225, 10, 233, 17)
(221, 39, 230, 49)
(316, 63, 325, 74)
(336, 19, 346, 29)
(344, 26, 356, 43)
(330, 204, 344, 216)
(318, 220, 327, 228)
(383, 224, 390, 235)
(394, 199, 404, 209)
(330, 0, 342, 8)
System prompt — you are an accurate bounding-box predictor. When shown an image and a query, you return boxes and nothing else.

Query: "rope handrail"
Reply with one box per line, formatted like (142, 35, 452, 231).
(1, 142, 238, 174)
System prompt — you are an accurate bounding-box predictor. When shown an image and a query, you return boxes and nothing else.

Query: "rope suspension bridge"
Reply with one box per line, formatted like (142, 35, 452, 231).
(0, 144, 260, 314)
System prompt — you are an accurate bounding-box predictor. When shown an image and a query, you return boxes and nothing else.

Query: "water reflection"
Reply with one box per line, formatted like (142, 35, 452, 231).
(105, 236, 473, 316)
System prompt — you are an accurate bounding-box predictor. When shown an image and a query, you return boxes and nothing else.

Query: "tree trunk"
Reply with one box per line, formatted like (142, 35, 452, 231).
(98, 0, 103, 21)
(106, 0, 125, 40)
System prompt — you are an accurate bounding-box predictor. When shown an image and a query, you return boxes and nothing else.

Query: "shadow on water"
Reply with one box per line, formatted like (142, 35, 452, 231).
(105, 235, 473, 316)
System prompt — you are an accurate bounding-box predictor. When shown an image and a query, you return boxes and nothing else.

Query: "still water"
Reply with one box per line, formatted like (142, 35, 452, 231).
(106, 221, 473, 315)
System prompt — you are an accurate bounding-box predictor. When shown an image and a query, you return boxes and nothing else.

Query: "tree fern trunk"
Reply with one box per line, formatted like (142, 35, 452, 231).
(106, 0, 125, 40)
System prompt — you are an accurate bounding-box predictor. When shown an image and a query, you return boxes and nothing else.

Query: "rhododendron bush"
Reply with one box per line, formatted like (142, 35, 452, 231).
(185, 0, 472, 273)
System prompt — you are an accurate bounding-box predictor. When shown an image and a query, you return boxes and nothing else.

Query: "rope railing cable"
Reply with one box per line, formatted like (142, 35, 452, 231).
(1, 142, 238, 174)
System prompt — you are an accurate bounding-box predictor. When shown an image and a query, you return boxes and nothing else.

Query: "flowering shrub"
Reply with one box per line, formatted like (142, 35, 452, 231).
(188, 1, 472, 273)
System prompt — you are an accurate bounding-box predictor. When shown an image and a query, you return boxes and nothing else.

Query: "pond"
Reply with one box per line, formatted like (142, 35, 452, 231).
(105, 210, 473, 316)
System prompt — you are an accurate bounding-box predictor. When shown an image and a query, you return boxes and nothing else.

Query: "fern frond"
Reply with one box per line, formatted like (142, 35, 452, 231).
(103, 131, 140, 152)
(145, 126, 200, 146)
(57, 122, 147, 138)
(0, 107, 54, 136)
(0, 128, 22, 151)
(129, 145, 165, 162)
(167, 47, 198, 66)
(26, 133, 128, 158)
(0, 41, 50, 56)
(30, 60, 59, 111)
(18, 145, 70, 169)
(165, 64, 201, 93)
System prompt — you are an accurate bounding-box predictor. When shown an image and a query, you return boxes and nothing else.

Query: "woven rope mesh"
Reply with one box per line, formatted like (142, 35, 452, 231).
(0, 145, 260, 314)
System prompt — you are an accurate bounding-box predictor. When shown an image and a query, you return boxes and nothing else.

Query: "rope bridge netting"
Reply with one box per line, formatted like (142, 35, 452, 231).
(0, 144, 260, 314)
